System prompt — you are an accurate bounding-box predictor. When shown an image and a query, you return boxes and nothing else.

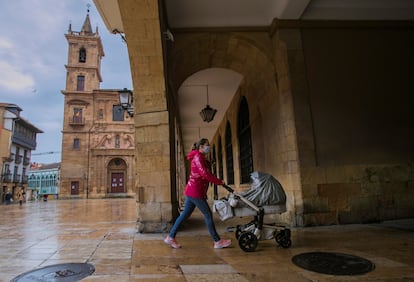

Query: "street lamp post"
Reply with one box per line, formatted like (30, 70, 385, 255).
(119, 88, 134, 117)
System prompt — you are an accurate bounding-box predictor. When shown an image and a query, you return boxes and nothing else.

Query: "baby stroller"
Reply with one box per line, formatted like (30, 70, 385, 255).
(214, 172, 291, 252)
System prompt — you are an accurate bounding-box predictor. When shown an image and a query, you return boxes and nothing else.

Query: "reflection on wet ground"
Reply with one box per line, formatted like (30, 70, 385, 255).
(0, 199, 413, 281)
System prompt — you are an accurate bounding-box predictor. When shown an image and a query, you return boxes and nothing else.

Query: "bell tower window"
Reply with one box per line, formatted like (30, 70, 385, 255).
(76, 75, 85, 91)
(79, 47, 86, 63)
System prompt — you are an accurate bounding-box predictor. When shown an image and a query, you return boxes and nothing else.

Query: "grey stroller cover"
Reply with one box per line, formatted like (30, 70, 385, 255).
(240, 171, 286, 206)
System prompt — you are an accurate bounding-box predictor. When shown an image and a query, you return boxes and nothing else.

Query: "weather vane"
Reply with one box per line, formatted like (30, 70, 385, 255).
(87, 3, 91, 13)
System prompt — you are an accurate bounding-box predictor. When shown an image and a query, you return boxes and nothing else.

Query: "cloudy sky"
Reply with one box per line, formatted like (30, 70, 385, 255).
(0, 0, 132, 164)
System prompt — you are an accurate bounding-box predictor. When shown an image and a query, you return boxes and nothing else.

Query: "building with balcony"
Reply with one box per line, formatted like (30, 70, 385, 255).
(0, 103, 43, 203)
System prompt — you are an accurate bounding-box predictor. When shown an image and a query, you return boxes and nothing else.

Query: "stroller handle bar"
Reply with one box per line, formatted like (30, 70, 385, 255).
(221, 184, 234, 193)
(221, 184, 261, 213)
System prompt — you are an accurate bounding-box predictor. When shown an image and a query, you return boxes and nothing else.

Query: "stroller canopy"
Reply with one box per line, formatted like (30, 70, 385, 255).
(240, 172, 286, 206)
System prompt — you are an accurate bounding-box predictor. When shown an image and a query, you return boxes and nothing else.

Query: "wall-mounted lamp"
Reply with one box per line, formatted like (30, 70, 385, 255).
(112, 29, 127, 43)
(199, 85, 217, 123)
(119, 88, 134, 117)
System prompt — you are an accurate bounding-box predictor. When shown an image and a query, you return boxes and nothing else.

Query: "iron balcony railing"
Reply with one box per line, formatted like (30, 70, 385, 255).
(21, 175, 28, 184)
(69, 117, 85, 125)
(1, 173, 12, 183)
(13, 174, 21, 183)
(15, 155, 23, 164)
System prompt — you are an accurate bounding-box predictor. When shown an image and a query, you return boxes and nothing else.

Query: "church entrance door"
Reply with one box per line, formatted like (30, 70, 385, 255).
(110, 172, 125, 193)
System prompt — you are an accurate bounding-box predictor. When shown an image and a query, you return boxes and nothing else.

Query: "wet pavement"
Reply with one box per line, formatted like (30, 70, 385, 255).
(0, 198, 413, 281)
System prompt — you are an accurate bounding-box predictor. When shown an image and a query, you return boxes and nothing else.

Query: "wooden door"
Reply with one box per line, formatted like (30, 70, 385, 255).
(111, 173, 124, 193)
(71, 181, 79, 195)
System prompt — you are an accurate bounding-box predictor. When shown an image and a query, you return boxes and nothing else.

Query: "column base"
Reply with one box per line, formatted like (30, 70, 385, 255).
(136, 220, 171, 233)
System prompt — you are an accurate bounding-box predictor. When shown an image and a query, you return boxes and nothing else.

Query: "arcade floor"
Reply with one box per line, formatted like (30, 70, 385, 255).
(0, 198, 413, 281)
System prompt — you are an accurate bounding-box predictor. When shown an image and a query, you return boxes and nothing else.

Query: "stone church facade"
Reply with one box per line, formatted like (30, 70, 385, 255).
(59, 13, 135, 199)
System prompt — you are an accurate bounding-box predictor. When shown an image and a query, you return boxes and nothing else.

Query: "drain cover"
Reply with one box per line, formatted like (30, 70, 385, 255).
(292, 252, 375, 275)
(11, 263, 95, 281)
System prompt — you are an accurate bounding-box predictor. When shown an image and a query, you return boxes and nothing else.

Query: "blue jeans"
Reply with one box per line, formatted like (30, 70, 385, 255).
(169, 196, 220, 242)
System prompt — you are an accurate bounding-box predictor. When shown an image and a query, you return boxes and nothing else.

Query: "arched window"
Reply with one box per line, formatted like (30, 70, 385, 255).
(79, 47, 86, 63)
(238, 96, 253, 183)
(225, 122, 234, 184)
(218, 136, 224, 180)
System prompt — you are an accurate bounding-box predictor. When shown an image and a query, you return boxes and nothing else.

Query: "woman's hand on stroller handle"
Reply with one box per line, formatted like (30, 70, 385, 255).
(221, 183, 234, 193)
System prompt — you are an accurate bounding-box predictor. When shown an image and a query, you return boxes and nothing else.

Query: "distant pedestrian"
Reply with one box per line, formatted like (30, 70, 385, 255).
(17, 189, 24, 206)
(5, 191, 12, 205)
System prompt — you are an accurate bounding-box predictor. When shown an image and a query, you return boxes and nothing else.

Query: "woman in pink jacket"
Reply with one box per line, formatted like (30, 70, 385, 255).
(164, 138, 231, 249)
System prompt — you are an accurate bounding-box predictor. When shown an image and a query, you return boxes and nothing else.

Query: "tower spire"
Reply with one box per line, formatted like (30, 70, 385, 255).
(81, 4, 93, 35)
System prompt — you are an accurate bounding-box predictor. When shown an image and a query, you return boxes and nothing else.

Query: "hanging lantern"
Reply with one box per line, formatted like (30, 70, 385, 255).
(199, 85, 217, 123)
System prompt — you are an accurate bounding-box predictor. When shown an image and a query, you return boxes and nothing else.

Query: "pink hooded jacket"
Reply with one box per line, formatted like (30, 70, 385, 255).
(184, 150, 223, 199)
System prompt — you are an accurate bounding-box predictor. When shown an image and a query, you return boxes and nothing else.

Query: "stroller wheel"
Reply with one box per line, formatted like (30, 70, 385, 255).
(280, 238, 292, 248)
(275, 232, 282, 244)
(235, 225, 243, 239)
(275, 229, 292, 248)
(238, 232, 258, 252)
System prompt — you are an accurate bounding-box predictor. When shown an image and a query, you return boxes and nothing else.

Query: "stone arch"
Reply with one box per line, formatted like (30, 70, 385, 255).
(170, 32, 279, 170)
(168, 32, 277, 94)
(168, 30, 300, 224)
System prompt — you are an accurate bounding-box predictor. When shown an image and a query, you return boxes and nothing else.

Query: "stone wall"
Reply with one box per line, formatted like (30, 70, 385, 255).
(302, 164, 414, 225)
(281, 21, 414, 225)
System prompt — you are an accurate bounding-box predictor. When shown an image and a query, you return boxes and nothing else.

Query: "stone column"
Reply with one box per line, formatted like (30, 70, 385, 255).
(119, 0, 172, 232)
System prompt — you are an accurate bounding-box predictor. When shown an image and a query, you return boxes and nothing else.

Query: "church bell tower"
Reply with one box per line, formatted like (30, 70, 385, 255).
(60, 9, 104, 198)
(64, 9, 104, 93)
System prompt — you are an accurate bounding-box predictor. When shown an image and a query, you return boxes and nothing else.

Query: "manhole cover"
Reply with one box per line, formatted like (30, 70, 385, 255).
(292, 252, 375, 275)
(11, 263, 95, 282)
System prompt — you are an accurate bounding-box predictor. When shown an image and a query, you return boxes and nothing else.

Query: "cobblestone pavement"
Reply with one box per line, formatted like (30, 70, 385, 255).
(0, 199, 413, 281)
